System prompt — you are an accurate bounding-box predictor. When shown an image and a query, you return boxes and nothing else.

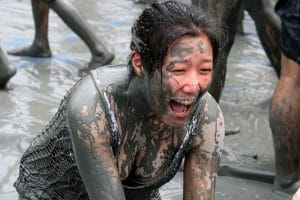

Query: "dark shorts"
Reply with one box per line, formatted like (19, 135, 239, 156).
(275, 0, 300, 63)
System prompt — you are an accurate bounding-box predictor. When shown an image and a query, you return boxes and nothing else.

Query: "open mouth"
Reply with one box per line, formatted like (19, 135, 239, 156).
(169, 98, 194, 118)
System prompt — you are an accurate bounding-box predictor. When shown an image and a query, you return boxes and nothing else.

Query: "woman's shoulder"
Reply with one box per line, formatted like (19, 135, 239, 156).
(200, 92, 221, 110)
(66, 73, 99, 115)
(193, 93, 225, 151)
(199, 92, 223, 122)
(66, 64, 128, 114)
(90, 64, 128, 89)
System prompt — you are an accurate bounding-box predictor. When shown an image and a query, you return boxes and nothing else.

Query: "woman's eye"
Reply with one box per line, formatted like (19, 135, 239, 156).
(173, 69, 185, 75)
(200, 68, 212, 74)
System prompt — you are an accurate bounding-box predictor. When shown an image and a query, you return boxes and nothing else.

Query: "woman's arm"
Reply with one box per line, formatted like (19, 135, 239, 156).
(66, 76, 125, 200)
(183, 93, 225, 200)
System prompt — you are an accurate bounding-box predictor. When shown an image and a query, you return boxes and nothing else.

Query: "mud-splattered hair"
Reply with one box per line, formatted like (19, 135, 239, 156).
(129, 0, 224, 78)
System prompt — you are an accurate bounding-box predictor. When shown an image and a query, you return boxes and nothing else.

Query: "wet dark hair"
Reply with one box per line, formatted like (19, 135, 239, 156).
(129, 0, 224, 78)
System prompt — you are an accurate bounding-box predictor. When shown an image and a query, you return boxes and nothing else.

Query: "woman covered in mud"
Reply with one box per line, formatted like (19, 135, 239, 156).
(14, 1, 225, 199)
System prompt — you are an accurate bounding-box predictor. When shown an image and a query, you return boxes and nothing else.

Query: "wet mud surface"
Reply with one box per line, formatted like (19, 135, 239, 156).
(0, 0, 291, 199)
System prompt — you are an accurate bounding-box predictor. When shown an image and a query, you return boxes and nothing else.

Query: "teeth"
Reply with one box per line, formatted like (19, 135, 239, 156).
(173, 98, 195, 105)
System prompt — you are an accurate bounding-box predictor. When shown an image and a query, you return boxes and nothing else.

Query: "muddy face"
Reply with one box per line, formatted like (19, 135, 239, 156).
(145, 33, 213, 127)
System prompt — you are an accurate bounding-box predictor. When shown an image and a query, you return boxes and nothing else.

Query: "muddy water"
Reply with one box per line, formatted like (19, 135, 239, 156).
(0, 0, 278, 199)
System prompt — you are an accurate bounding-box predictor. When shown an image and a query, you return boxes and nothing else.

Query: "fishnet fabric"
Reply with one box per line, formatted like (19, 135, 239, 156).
(14, 89, 89, 200)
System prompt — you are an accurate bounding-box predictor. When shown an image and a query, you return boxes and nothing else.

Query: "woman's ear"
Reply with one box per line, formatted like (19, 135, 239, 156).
(131, 50, 144, 76)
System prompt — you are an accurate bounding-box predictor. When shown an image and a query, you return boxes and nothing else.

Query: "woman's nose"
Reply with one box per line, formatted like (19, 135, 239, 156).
(181, 75, 200, 94)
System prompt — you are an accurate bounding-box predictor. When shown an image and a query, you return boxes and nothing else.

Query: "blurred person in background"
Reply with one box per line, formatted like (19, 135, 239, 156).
(0, 45, 16, 88)
(269, 0, 300, 195)
(8, 0, 114, 73)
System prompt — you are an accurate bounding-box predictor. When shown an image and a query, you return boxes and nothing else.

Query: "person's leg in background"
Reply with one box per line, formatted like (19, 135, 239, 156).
(244, 0, 281, 77)
(191, 0, 244, 102)
(191, 0, 244, 136)
(269, 0, 300, 194)
(8, 0, 114, 71)
(8, 0, 52, 57)
(270, 53, 300, 194)
(49, 0, 114, 70)
(0, 45, 16, 88)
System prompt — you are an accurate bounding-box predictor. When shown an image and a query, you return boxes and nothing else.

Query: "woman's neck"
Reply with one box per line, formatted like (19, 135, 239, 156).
(112, 76, 188, 143)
